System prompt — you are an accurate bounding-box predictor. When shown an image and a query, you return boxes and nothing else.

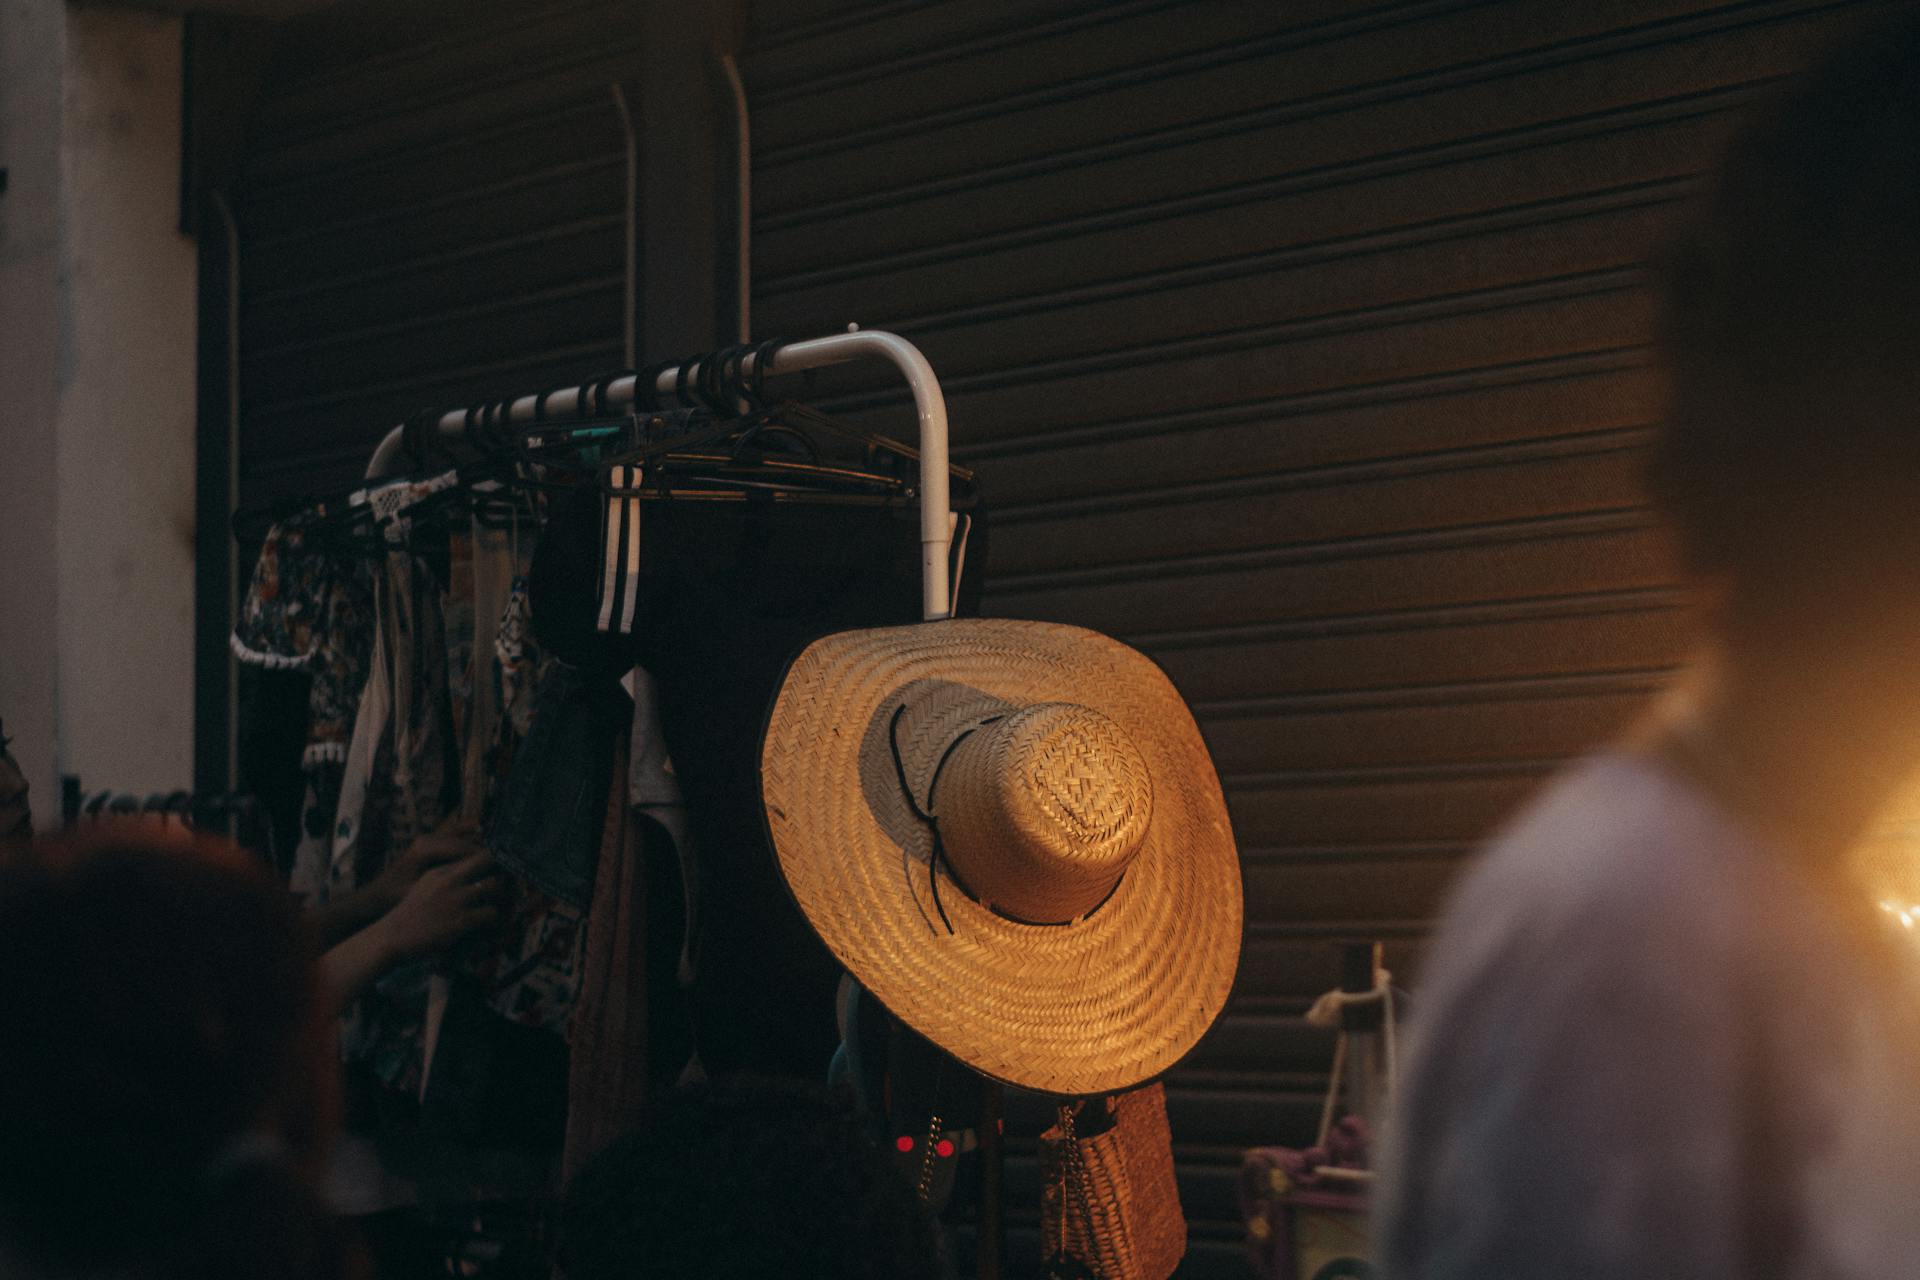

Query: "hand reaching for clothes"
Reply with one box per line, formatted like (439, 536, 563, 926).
(379, 848, 505, 960)
(320, 842, 508, 1006)
(366, 814, 483, 914)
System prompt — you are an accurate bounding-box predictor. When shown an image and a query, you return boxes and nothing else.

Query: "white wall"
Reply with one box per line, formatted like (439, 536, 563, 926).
(0, 0, 68, 827)
(0, 1, 198, 824)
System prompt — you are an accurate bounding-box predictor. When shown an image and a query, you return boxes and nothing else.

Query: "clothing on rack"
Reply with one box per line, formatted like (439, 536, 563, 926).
(316, 552, 572, 1234)
(234, 354, 986, 1254)
(627, 665, 697, 987)
(459, 521, 517, 821)
(631, 498, 984, 1079)
(231, 516, 377, 768)
(320, 557, 446, 1152)
(377, 545, 461, 857)
(232, 517, 376, 882)
(493, 403, 984, 1082)
(562, 733, 645, 1180)
(464, 542, 586, 1042)
(831, 978, 983, 1221)
(560, 667, 700, 1178)
(486, 658, 620, 910)
(597, 462, 643, 635)
(307, 604, 389, 906)
(247, 509, 575, 1225)
(495, 577, 542, 736)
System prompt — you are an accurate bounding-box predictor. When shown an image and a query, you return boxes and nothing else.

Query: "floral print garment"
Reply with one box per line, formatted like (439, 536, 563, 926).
(235, 519, 376, 907)
(476, 567, 581, 1037)
(231, 518, 375, 766)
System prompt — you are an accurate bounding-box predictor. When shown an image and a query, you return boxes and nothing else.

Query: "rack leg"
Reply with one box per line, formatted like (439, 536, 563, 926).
(978, 1079, 1004, 1280)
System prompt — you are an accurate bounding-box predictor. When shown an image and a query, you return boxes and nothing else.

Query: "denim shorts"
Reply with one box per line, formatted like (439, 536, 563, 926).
(485, 658, 623, 908)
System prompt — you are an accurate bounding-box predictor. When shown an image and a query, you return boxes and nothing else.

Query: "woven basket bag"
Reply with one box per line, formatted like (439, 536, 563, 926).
(1038, 1081, 1187, 1280)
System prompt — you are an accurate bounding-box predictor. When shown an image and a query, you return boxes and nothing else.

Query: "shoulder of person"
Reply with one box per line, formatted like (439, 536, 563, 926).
(1419, 752, 1779, 1026)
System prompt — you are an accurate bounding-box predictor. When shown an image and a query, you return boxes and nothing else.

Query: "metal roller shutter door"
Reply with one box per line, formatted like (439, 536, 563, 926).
(232, 0, 641, 506)
(742, 2, 1892, 1273)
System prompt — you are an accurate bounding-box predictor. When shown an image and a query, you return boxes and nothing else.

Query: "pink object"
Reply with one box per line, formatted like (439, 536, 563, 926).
(1241, 1117, 1374, 1280)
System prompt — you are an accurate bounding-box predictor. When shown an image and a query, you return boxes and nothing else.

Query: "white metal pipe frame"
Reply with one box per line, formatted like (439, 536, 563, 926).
(364, 327, 955, 622)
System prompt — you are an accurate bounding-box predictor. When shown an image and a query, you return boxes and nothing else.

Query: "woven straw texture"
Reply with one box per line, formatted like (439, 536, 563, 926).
(760, 618, 1242, 1096)
(1039, 1082, 1188, 1280)
(935, 701, 1152, 925)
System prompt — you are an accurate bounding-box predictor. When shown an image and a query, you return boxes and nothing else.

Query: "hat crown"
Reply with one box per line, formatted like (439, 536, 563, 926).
(936, 702, 1153, 924)
(1015, 704, 1152, 853)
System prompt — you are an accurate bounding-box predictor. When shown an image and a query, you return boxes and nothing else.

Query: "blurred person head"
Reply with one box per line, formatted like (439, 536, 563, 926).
(0, 823, 351, 1279)
(1644, 8, 1920, 861)
(559, 1079, 941, 1280)
(1650, 8, 1920, 653)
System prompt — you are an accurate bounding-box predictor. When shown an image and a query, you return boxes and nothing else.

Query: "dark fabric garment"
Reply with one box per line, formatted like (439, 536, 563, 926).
(518, 479, 986, 1082)
(334, 552, 463, 1100)
(629, 499, 987, 1080)
(485, 658, 624, 909)
(236, 661, 310, 862)
(231, 519, 379, 880)
(231, 517, 377, 767)
(416, 976, 569, 1151)
(378, 549, 462, 852)
(563, 737, 643, 1181)
(351, 1207, 441, 1280)
(562, 734, 692, 1182)
(635, 811, 694, 1089)
(527, 482, 634, 678)
(834, 980, 983, 1219)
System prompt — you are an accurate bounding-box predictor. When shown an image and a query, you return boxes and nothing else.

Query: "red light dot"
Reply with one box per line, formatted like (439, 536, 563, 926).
(895, 1135, 915, 1153)
(935, 1139, 956, 1158)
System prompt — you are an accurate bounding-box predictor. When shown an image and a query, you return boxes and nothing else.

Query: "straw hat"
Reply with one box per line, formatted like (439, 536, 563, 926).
(760, 618, 1242, 1096)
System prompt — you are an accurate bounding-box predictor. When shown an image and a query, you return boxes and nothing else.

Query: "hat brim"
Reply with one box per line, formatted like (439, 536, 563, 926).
(761, 618, 1243, 1096)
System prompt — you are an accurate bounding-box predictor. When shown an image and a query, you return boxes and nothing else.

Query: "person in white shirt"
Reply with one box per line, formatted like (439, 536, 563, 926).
(1377, 10, 1920, 1278)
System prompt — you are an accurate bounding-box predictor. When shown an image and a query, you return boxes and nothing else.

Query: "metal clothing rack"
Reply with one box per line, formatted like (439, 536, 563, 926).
(59, 775, 263, 827)
(364, 327, 956, 622)
(359, 328, 1004, 1277)
(57, 774, 278, 868)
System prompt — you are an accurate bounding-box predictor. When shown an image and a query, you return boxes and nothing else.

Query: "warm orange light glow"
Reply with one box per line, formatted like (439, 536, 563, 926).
(1876, 900, 1919, 931)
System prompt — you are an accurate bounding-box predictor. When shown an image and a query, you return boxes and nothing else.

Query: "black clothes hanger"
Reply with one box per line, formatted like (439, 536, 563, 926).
(588, 390, 978, 509)
(233, 334, 980, 563)
(515, 413, 650, 465)
(767, 401, 977, 494)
